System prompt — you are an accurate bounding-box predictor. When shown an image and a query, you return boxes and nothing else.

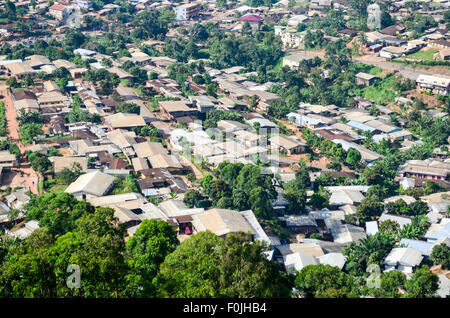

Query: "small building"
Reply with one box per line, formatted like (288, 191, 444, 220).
(383, 247, 423, 274)
(65, 171, 116, 200)
(416, 74, 450, 96)
(284, 252, 318, 272)
(356, 72, 377, 87)
(269, 135, 307, 155)
(279, 215, 318, 235)
(159, 100, 198, 120)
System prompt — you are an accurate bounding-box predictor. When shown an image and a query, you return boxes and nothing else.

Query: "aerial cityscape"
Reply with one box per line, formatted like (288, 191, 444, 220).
(0, 0, 449, 300)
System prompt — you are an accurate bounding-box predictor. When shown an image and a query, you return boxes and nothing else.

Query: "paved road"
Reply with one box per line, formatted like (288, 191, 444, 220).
(352, 57, 433, 80)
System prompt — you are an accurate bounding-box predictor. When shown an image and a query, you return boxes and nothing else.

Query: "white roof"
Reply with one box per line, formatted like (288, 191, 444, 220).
(65, 171, 115, 197)
(284, 252, 318, 272)
(384, 247, 423, 267)
(366, 221, 379, 236)
(317, 253, 346, 269)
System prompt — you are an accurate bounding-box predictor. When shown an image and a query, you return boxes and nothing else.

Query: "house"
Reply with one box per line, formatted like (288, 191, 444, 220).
(275, 27, 305, 49)
(317, 253, 346, 270)
(282, 53, 312, 69)
(325, 218, 367, 244)
(5, 61, 36, 79)
(104, 113, 146, 130)
(11, 220, 40, 239)
(217, 120, 248, 133)
(378, 213, 412, 229)
(366, 221, 379, 236)
(399, 238, 450, 256)
(5, 188, 30, 210)
(173, 2, 200, 21)
(328, 189, 365, 206)
(77, 0, 92, 9)
(384, 247, 423, 274)
(148, 154, 183, 173)
(420, 191, 450, 214)
(132, 157, 149, 172)
(269, 135, 307, 155)
(191, 208, 256, 239)
(416, 74, 450, 96)
(133, 141, 167, 158)
(284, 252, 318, 272)
(51, 156, 88, 174)
(279, 215, 318, 235)
(159, 100, 198, 120)
(241, 13, 263, 31)
(356, 72, 377, 86)
(49, 4, 71, 20)
(239, 210, 271, 246)
(425, 221, 450, 244)
(287, 112, 325, 129)
(65, 171, 116, 200)
(398, 159, 450, 181)
(434, 49, 450, 61)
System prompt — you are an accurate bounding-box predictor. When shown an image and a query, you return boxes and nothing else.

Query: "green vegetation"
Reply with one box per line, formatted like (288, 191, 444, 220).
(0, 101, 7, 137)
(406, 49, 438, 61)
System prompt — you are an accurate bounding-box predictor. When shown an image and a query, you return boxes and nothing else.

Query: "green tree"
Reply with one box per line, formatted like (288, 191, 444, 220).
(294, 264, 359, 298)
(403, 265, 439, 298)
(372, 270, 406, 298)
(183, 189, 203, 208)
(430, 243, 450, 269)
(346, 148, 361, 168)
(123, 219, 179, 297)
(155, 232, 292, 297)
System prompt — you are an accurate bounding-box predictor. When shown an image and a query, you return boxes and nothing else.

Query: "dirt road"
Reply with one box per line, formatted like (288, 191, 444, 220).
(0, 88, 39, 194)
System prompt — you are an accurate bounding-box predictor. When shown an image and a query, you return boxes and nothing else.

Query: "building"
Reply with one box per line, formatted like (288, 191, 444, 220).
(282, 53, 312, 69)
(159, 100, 198, 120)
(191, 208, 256, 239)
(275, 27, 305, 49)
(284, 252, 318, 272)
(49, 4, 71, 20)
(77, 0, 92, 10)
(356, 72, 377, 86)
(104, 113, 146, 130)
(416, 74, 450, 95)
(398, 159, 450, 181)
(173, 2, 200, 21)
(65, 171, 115, 200)
(269, 135, 307, 155)
(383, 247, 423, 274)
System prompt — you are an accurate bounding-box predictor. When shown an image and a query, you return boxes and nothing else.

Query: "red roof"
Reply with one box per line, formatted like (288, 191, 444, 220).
(50, 4, 66, 11)
(241, 14, 262, 22)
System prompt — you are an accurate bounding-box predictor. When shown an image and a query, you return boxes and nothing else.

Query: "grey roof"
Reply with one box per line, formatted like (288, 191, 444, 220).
(318, 253, 346, 270)
(437, 274, 450, 298)
(65, 171, 115, 197)
(284, 252, 318, 272)
(399, 239, 434, 256)
(240, 210, 271, 245)
(384, 247, 423, 267)
(379, 213, 412, 229)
